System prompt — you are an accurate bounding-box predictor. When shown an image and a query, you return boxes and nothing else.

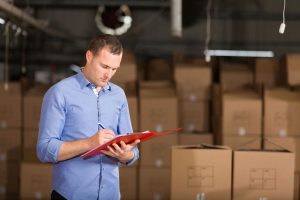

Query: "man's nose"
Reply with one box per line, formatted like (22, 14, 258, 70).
(105, 68, 113, 78)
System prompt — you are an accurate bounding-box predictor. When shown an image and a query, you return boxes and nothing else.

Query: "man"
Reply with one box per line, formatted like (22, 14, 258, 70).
(37, 34, 140, 200)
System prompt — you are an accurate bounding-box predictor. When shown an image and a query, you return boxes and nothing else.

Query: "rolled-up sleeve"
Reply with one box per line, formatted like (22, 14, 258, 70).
(36, 86, 66, 163)
(117, 92, 139, 166)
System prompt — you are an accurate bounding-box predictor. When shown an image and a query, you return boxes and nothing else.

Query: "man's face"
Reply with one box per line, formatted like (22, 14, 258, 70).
(86, 47, 122, 87)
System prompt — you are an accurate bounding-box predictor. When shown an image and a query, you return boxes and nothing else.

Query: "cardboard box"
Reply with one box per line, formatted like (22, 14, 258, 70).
(220, 62, 253, 92)
(0, 82, 21, 129)
(120, 166, 137, 200)
(111, 49, 137, 83)
(179, 133, 213, 145)
(0, 162, 20, 195)
(286, 54, 300, 86)
(175, 64, 212, 100)
(0, 129, 21, 162)
(171, 145, 232, 200)
(179, 100, 210, 132)
(23, 84, 48, 129)
(140, 134, 178, 167)
(295, 172, 300, 200)
(222, 135, 261, 150)
(23, 149, 39, 163)
(233, 150, 295, 200)
(23, 129, 39, 150)
(264, 136, 300, 172)
(140, 84, 178, 131)
(222, 91, 262, 136)
(255, 58, 280, 88)
(20, 162, 52, 200)
(264, 88, 300, 136)
(127, 96, 139, 131)
(146, 58, 173, 81)
(139, 167, 171, 200)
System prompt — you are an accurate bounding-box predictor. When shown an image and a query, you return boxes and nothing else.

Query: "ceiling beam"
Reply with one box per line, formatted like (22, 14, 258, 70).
(0, 0, 70, 38)
(14, 0, 170, 8)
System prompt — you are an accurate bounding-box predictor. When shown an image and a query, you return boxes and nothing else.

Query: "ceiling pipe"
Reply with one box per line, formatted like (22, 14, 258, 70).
(0, 0, 69, 38)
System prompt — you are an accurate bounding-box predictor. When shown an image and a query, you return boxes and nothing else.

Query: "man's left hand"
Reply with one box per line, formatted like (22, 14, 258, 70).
(101, 139, 140, 163)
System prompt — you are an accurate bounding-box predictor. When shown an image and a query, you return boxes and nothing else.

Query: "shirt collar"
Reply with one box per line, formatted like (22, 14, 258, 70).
(76, 71, 112, 91)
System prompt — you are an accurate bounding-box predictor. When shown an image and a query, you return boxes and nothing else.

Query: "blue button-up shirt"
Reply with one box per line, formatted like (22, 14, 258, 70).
(36, 71, 139, 200)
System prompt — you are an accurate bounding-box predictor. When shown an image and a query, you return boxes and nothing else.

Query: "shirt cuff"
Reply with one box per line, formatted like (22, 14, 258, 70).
(120, 147, 139, 166)
(47, 139, 64, 163)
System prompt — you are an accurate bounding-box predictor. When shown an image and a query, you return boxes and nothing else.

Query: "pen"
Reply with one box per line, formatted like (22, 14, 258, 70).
(98, 122, 105, 130)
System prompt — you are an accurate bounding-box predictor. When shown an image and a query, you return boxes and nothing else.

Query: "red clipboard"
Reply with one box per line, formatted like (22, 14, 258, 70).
(80, 128, 182, 159)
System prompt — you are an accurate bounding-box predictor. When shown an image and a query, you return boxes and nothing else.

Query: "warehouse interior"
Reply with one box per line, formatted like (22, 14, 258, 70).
(0, 0, 300, 199)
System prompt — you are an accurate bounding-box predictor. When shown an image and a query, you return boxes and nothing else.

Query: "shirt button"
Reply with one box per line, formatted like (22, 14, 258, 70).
(102, 168, 104, 171)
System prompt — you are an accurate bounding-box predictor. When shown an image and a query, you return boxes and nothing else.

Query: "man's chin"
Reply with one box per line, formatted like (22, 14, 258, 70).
(98, 81, 108, 87)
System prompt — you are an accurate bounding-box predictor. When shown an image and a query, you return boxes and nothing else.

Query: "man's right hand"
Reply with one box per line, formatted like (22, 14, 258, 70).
(57, 129, 115, 161)
(88, 129, 115, 148)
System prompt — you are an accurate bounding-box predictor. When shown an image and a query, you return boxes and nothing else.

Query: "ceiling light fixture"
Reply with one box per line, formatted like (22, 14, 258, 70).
(205, 50, 274, 58)
(95, 4, 132, 35)
(0, 17, 5, 24)
(171, 0, 182, 37)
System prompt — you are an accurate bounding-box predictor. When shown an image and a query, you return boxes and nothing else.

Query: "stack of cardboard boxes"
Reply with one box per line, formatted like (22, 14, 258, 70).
(0, 82, 21, 199)
(174, 59, 214, 148)
(175, 60, 212, 133)
(221, 91, 262, 149)
(21, 84, 53, 199)
(139, 82, 178, 199)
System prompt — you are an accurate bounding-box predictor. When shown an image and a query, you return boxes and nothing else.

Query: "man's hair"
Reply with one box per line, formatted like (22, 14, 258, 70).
(87, 34, 123, 55)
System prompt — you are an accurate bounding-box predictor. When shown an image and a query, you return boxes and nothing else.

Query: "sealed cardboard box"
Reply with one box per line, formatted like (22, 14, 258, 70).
(140, 134, 178, 167)
(179, 100, 210, 132)
(286, 54, 300, 86)
(20, 162, 52, 200)
(175, 64, 212, 100)
(23, 84, 48, 129)
(264, 136, 300, 172)
(0, 82, 21, 129)
(0, 129, 21, 162)
(222, 135, 261, 150)
(295, 172, 300, 200)
(111, 49, 137, 83)
(220, 62, 253, 92)
(139, 167, 170, 200)
(179, 133, 213, 145)
(23, 129, 38, 150)
(0, 162, 20, 195)
(127, 96, 139, 131)
(255, 58, 280, 88)
(140, 83, 178, 131)
(23, 95, 43, 129)
(23, 148, 39, 163)
(233, 150, 295, 200)
(120, 166, 137, 200)
(146, 58, 173, 81)
(264, 88, 300, 136)
(171, 145, 232, 200)
(222, 91, 262, 136)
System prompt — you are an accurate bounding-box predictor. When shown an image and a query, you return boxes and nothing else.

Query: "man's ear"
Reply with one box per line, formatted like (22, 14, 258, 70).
(86, 50, 93, 64)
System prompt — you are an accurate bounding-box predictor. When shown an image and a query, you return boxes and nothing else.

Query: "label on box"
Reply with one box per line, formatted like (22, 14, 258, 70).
(279, 129, 287, 137)
(238, 127, 246, 136)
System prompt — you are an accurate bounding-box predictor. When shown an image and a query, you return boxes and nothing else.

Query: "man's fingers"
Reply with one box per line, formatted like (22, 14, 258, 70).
(112, 143, 124, 154)
(130, 139, 140, 146)
(107, 145, 117, 156)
